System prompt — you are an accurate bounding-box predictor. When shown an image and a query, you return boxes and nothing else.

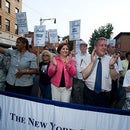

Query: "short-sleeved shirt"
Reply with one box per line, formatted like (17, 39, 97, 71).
(75, 52, 90, 79)
(123, 70, 130, 98)
(81, 55, 112, 91)
(4, 49, 38, 86)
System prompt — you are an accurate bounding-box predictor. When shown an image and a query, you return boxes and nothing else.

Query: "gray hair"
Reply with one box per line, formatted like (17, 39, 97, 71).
(94, 37, 107, 46)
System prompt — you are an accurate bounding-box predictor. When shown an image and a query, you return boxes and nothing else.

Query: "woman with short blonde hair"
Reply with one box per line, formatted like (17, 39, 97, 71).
(39, 50, 52, 99)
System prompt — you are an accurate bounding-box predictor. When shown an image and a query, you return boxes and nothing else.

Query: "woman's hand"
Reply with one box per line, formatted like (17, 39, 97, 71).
(51, 57, 57, 66)
(15, 69, 25, 78)
(66, 56, 71, 66)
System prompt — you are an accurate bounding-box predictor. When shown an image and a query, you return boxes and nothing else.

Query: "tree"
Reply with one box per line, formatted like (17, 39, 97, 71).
(88, 23, 114, 54)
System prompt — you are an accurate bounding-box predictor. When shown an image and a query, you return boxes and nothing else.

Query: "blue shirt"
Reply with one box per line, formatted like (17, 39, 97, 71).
(4, 49, 38, 86)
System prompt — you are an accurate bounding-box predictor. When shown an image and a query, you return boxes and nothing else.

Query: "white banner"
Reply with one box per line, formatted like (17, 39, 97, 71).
(45, 31, 49, 42)
(69, 20, 81, 41)
(75, 40, 81, 54)
(34, 25, 46, 46)
(48, 29, 58, 43)
(16, 12, 28, 35)
(0, 93, 130, 130)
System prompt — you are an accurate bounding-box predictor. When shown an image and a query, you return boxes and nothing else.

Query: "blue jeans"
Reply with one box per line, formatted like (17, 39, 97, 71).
(39, 82, 52, 100)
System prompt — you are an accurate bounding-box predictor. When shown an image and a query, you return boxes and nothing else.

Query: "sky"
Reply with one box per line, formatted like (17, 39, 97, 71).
(22, 0, 130, 43)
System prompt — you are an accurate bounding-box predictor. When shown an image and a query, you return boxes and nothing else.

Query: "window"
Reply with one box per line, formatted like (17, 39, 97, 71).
(0, 0, 2, 8)
(5, 19, 10, 31)
(15, 7, 19, 13)
(6, 0, 10, 13)
(15, 24, 18, 34)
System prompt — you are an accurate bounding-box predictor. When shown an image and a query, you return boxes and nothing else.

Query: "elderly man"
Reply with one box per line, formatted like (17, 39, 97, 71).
(107, 39, 123, 107)
(82, 37, 119, 107)
(71, 40, 89, 104)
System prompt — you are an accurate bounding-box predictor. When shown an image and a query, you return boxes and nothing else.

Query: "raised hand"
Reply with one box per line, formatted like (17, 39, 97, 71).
(109, 53, 119, 66)
(91, 49, 97, 63)
(51, 57, 57, 66)
(66, 56, 71, 65)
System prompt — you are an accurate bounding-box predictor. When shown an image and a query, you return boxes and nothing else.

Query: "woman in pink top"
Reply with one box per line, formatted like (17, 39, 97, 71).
(48, 43, 76, 102)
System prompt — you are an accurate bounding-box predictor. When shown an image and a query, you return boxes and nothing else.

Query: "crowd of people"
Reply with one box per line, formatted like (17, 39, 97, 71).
(0, 36, 130, 110)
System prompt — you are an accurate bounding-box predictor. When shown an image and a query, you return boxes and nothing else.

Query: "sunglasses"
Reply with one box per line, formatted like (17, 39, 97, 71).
(42, 55, 49, 57)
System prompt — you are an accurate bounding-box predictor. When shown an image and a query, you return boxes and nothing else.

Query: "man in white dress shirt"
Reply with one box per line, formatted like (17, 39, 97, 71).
(82, 37, 119, 107)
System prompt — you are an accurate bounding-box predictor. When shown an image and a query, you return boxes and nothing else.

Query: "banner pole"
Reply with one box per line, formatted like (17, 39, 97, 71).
(37, 46, 41, 97)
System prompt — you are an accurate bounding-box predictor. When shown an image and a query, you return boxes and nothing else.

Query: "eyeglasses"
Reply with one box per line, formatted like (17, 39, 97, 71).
(42, 55, 49, 57)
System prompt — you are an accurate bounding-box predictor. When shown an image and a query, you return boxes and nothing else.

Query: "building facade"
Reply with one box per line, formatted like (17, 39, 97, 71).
(0, 0, 22, 48)
(114, 32, 130, 59)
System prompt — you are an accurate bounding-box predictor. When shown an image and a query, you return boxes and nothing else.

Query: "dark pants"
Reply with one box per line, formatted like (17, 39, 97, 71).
(110, 79, 118, 106)
(111, 77, 126, 109)
(5, 82, 33, 96)
(118, 77, 126, 100)
(31, 75, 39, 97)
(71, 78, 85, 104)
(39, 82, 52, 100)
(84, 87, 110, 108)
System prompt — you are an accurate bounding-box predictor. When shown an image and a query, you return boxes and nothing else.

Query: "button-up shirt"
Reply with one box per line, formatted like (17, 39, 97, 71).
(81, 55, 112, 91)
(4, 49, 38, 86)
(75, 52, 90, 79)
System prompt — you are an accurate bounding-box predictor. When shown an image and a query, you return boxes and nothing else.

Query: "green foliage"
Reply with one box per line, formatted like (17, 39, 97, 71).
(88, 23, 113, 54)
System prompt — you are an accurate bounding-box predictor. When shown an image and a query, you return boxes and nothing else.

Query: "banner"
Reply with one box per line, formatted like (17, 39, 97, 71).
(45, 31, 49, 42)
(0, 92, 130, 130)
(69, 20, 81, 41)
(75, 40, 82, 54)
(34, 25, 46, 46)
(16, 12, 28, 35)
(48, 29, 58, 43)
